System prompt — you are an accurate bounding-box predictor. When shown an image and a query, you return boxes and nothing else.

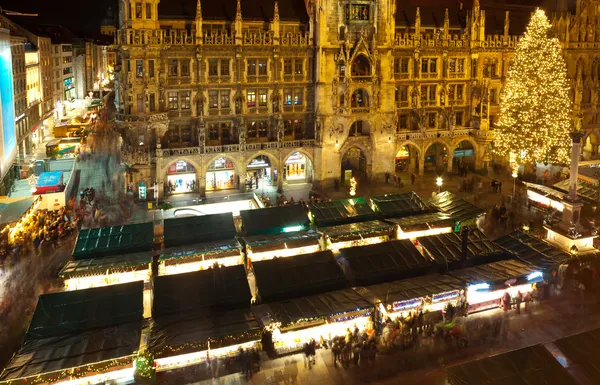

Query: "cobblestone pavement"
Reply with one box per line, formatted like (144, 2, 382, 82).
(177, 292, 600, 385)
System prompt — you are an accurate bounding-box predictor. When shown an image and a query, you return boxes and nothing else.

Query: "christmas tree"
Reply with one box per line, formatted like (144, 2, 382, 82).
(495, 9, 572, 165)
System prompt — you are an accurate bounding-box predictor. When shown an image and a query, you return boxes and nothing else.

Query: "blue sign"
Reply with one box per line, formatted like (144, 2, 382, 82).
(0, 33, 16, 162)
(138, 182, 147, 200)
(453, 149, 474, 158)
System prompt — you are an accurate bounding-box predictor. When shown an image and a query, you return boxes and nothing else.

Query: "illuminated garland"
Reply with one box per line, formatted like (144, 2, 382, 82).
(156, 330, 261, 357)
(134, 349, 155, 383)
(2, 357, 133, 385)
(495, 9, 572, 165)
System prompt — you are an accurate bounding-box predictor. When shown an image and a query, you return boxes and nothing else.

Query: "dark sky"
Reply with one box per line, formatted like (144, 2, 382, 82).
(1, 0, 117, 36)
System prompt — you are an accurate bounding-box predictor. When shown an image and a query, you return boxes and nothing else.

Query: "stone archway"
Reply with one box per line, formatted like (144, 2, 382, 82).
(164, 158, 202, 195)
(349, 120, 372, 136)
(424, 140, 450, 173)
(395, 141, 421, 174)
(283, 150, 313, 184)
(341, 146, 368, 185)
(453, 139, 477, 171)
(583, 131, 600, 160)
(245, 151, 280, 192)
(204, 155, 240, 192)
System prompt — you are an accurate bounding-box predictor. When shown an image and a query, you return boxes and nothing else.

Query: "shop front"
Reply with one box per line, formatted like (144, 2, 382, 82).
(206, 157, 236, 191)
(167, 160, 197, 194)
(158, 239, 243, 276)
(395, 146, 410, 173)
(319, 220, 394, 253)
(246, 155, 272, 190)
(284, 152, 312, 183)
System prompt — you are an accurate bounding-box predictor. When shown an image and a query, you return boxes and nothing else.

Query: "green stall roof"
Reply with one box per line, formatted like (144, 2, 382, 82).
(59, 251, 153, 279)
(386, 211, 455, 232)
(163, 212, 236, 248)
(72, 222, 154, 260)
(427, 191, 484, 223)
(370, 192, 430, 218)
(318, 220, 394, 243)
(240, 204, 310, 236)
(160, 238, 242, 265)
(26, 281, 144, 340)
(242, 230, 321, 254)
(308, 197, 375, 226)
(0, 197, 36, 226)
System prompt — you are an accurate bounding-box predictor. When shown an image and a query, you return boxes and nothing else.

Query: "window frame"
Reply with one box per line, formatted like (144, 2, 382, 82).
(168, 91, 178, 110)
(247, 89, 257, 107)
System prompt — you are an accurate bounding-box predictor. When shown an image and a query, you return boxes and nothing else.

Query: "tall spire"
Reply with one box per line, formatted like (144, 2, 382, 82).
(195, 0, 203, 40)
(503, 11, 510, 39)
(273, 0, 280, 23)
(236, 0, 242, 22)
(235, 0, 243, 44)
(196, 0, 202, 20)
(415, 7, 421, 38)
(443, 8, 449, 38)
(272, 0, 280, 41)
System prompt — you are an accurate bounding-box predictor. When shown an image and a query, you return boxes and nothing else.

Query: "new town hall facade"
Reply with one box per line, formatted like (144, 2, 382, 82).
(113, 0, 600, 198)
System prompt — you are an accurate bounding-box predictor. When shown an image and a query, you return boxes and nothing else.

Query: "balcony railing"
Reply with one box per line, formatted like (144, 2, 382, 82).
(115, 112, 169, 122)
(156, 140, 316, 157)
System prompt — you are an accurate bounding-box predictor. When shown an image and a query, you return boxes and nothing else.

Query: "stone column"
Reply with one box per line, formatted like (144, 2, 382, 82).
(447, 154, 453, 173)
(418, 156, 425, 176)
(238, 163, 246, 193)
(277, 153, 284, 193)
(197, 171, 206, 197)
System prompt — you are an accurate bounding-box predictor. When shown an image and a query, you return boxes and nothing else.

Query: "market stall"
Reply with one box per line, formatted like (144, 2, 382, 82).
(308, 197, 375, 227)
(0, 282, 144, 385)
(448, 259, 544, 313)
(240, 204, 310, 236)
(150, 265, 260, 373)
(72, 222, 154, 259)
(163, 212, 237, 248)
(0, 196, 41, 244)
(386, 211, 455, 239)
(158, 239, 243, 276)
(337, 239, 432, 286)
(251, 250, 348, 303)
(318, 220, 394, 253)
(417, 229, 507, 270)
(253, 288, 374, 355)
(242, 230, 321, 263)
(32, 171, 64, 195)
(59, 251, 153, 290)
(370, 192, 430, 218)
(524, 182, 568, 212)
(446, 345, 577, 385)
(364, 274, 465, 324)
(427, 191, 484, 226)
(495, 230, 571, 270)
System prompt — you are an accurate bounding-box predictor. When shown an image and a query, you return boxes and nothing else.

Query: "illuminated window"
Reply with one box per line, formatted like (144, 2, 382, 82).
(247, 90, 256, 107)
(145, 3, 152, 19)
(258, 90, 267, 107)
(181, 91, 191, 109)
(136, 60, 143, 77)
(258, 59, 267, 75)
(208, 90, 218, 108)
(168, 92, 178, 110)
(220, 90, 230, 108)
(284, 89, 292, 105)
(294, 89, 303, 105)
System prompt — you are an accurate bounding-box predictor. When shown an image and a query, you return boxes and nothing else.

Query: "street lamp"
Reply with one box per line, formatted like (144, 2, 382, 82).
(512, 170, 518, 202)
(436, 176, 443, 193)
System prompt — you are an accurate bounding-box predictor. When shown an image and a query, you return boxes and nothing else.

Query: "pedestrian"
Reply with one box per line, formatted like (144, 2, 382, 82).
(332, 343, 341, 367)
(411, 173, 416, 185)
(515, 291, 523, 314)
(385, 172, 390, 184)
(303, 342, 312, 369)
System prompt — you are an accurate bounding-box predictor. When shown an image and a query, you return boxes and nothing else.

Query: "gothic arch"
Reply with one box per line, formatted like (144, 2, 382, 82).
(396, 141, 422, 156)
(350, 88, 370, 107)
(246, 151, 280, 171)
(452, 137, 478, 155)
(282, 149, 314, 167)
(339, 142, 372, 166)
(161, 156, 202, 176)
(423, 139, 451, 155)
(351, 54, 372, 77)
(203, 154, 241, 176)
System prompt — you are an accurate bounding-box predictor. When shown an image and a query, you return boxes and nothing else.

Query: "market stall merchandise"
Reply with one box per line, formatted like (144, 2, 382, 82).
(337, 240, 432, 286)
(163, 212, 236, 248)
(364, 274, 464, 323)
(524, 182, 568, 212)
(308, 197, 375, 226)
(72, 222, 154, 260)
(252, 250, 348, 303)
(427, 191, 484, 225)
(554, 327, 600, 383)
(0, 282, 144, 385)
(495, 230, 571, 270)
(159, 238, 243, 275)
(446, 345, 578, 385)
(417, 229, 507, 270)
(448, 259, 543, 313)
(318, 220, 394, 253)
(253, 288, 374, 355)
(370, 192, 430, 218)
(386, 211, 455, 239)
(150, 265, 259, 373)
(240, 204, 310, 236)
(242, 230, 321, 263)
(59, 251, 153, 290)
(0, 196, 40, 244)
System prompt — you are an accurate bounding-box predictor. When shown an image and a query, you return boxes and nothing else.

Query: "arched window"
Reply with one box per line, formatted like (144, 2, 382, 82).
(351, 55, 371, 77)
(351, 89, 369, 107)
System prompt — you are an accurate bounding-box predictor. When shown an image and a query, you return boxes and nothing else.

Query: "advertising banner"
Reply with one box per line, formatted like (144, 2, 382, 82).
(0, 30, 16, 178)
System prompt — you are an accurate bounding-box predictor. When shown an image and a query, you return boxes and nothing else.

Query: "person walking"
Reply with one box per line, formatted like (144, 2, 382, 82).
(332, 342, 341, 367)
(411, 173, 416, 185)
(515, 291, 523, 314)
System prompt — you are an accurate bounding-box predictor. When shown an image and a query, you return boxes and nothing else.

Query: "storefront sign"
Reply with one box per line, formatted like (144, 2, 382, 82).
(248, 158, 269, 168)
(138, 182, 147, 200)
(453, 149, 474, 158)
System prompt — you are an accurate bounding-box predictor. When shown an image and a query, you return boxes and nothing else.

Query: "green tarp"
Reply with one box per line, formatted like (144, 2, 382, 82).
(318, 220, 394, 242)
(163, 213, 236, 248)
(370, 192, 430, 218)
(0, 197, 35, 226)
(72, 222, 154, 260)
(240, 205, 310, 236)
(26, 281, 144, 340)
(59, 251, 153, 278)
(428, 191, 484, 223)
(308, 198, 375, 226)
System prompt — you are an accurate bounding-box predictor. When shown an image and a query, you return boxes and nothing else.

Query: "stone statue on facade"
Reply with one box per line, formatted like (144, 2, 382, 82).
(239, 121, 246, 149)
(277, 116, 284, 146)
(271, 91, 280, 114)
(197, 119, 205, 148)
(196, 92, 205, 117)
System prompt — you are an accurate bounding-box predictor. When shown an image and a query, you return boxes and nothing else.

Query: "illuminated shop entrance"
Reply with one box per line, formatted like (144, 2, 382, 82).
(246, 155, 274, 191)
(167, 160, 197, 194)
(395, 145, 419, 173)
(284, 152, 312, 184)
(341, 147, 367, 185)
(453, 140, 475, 170)
(206, 157, 236, 191)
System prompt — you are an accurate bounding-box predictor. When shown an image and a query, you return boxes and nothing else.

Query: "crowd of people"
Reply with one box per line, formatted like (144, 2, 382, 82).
(329, 327, 378, 368)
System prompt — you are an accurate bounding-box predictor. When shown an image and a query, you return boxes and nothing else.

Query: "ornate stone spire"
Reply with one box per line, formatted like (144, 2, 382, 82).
(415, 7, 421, 38)
(503, 11, 510, 40)
(235, 0, 243, 44)
(195, 0, 203, 40)
(273, 0, 280, 23)
(272, 0, 280, 41)
(443, 8, 449, 38)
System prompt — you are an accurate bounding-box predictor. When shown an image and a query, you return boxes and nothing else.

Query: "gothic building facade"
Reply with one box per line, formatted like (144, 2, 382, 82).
(114, 0, 600, 198)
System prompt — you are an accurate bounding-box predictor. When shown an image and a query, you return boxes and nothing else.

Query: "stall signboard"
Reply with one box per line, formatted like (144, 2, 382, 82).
(139, 182, 147, 200)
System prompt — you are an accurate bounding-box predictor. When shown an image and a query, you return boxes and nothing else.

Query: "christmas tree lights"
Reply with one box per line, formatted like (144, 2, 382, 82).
(495, 9, 572, 165)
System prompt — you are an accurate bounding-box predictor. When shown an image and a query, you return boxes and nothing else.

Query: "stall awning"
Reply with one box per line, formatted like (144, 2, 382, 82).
(240, 205, 310, 236)
(494, 231, 571, 270)
(0, 321, 141, 382)
(446, 345, 578, 385)
(338, 240, 432, 286)
(0, 196, 36, 226)
(163, 213, 236, 248)
(72, 222, 154, 260)
(318, 220, 394, 243)
(252, 250, 348, 303)
(149, 307, 260, 359)
(418, 229, 506, 268)
(554, 327, 600, 383)
(370, 192, 430, 218)
(26, 281, 144, 340)
(386, 211, 455, 233)
(427, 191, 484, 222)
(152, 265, 252, 316)
(447, 259, 540, 285)
(524, 182, 567, 201)
(35, 171, 63, 187)
(59, 251, 153, 278)
(242, 230, 320, 254)
(262, 288, 373, 328)
(159, 238, 242, 264)
(308, 198, 375, 226)
(364, 274, 464, 305)
(553, 179, 598, 203)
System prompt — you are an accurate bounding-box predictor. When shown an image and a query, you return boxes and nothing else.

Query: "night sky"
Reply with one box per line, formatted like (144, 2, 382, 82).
(1, 0, 117, 36)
